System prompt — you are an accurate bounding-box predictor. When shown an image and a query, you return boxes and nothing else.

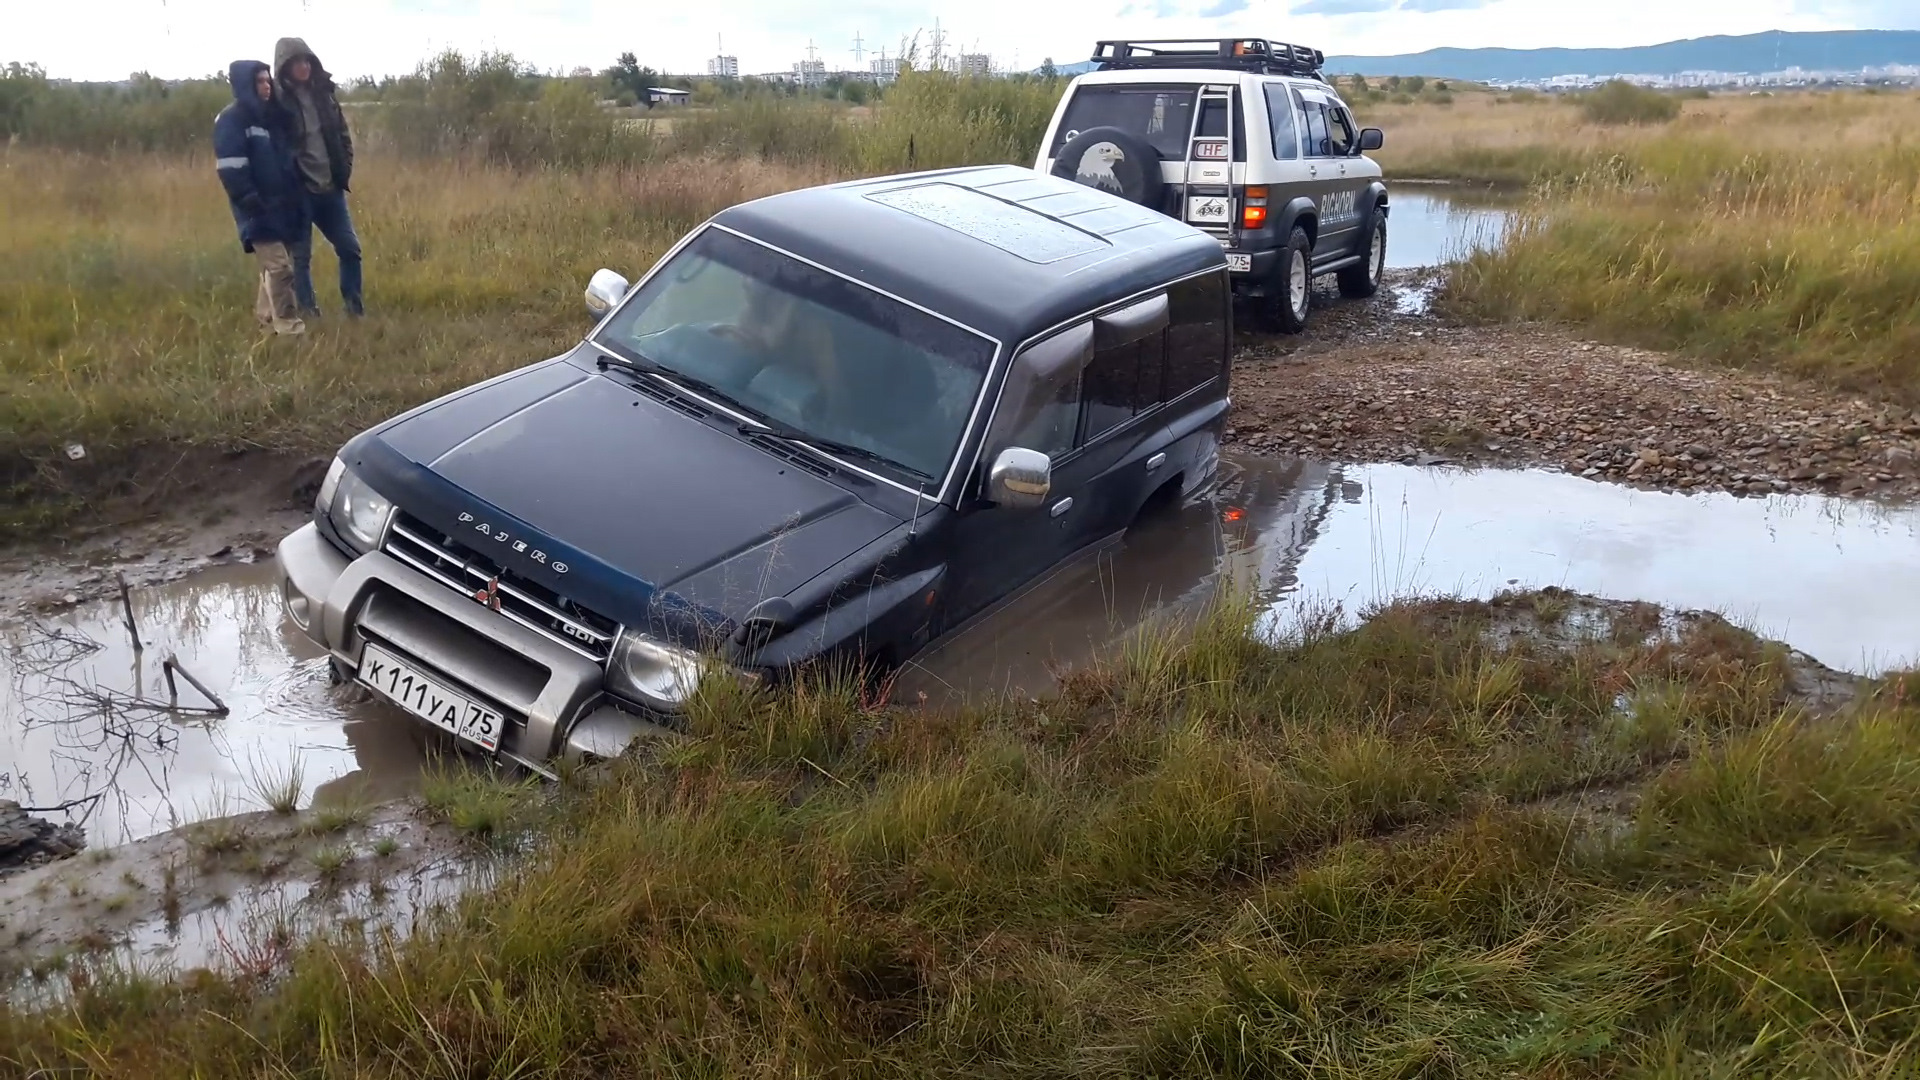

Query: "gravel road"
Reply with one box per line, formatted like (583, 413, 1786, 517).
(1229, 273, 1920, 500)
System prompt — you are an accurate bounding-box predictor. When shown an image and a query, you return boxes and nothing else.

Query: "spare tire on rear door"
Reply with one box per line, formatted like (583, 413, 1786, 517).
(1050, 127, 1164, 209)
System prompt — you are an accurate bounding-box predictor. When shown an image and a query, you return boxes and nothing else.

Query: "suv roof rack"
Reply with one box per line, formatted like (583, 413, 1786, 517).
(1091, 38, 1325, 79)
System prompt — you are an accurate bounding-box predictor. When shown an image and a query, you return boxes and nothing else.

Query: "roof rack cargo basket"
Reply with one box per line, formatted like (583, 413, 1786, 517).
(1091, 38, 1325, 78)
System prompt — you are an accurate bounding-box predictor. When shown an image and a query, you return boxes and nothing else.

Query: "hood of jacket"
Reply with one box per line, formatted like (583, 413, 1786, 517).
(274, 37, 334, 90)
(226, 60, 271, 118)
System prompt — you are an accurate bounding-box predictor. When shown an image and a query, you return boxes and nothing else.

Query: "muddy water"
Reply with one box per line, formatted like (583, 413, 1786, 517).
(1, 561, 429, 847)
(6, 454, 1918, 846)
(1384, 186, 1516, 270)
(898, 455, 1920, 702)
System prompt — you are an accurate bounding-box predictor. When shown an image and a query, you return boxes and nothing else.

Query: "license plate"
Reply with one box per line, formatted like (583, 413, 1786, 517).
(1187, 196, 1232, 225)
(358, 641, 504, 751)
(1226, 253, 1253, 273)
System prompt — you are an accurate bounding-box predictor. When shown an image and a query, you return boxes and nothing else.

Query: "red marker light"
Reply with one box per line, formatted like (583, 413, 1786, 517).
(1223, 508, 1245, 523)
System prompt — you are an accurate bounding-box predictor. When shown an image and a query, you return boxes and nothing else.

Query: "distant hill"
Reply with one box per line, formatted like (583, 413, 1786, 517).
(1322, 30, 1920, 82)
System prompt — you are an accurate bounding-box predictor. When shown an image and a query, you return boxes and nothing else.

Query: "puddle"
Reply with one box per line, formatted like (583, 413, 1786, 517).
(900, 454, 1920, 702)
(8, 454, 1918, 847)
(1386, 186, 1516, 270)
(1, 562, 431, 848)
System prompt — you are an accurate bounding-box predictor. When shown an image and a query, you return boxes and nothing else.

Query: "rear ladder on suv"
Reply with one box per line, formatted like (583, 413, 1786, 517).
(1181, 84, 1239, 250)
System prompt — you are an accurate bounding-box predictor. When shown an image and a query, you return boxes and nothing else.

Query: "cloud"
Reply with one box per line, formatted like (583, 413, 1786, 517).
(1399, 0, 1491, 10)
(1291, 0, 1397, 14)
(1200, 0, 1252, 14)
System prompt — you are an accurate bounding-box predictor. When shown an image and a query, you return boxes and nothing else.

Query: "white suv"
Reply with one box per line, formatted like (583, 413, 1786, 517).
(1035, 38, 1388, 333)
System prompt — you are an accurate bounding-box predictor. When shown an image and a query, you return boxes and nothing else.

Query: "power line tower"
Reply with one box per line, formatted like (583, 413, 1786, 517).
(852, 32, 866, 65)
(930, 18, 947, 73)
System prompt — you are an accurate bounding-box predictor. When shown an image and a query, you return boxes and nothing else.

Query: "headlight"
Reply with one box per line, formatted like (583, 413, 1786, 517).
(327, 463, 395, 553)
(605, 630, 707, 711)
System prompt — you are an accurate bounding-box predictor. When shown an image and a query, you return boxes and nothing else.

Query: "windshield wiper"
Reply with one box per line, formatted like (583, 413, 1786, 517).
(593, 347, 758, 417)
(740, 420, 933, 484)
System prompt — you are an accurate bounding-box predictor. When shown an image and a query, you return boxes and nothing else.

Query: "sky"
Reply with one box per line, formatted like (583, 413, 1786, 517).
(7, 0, 1916, 81)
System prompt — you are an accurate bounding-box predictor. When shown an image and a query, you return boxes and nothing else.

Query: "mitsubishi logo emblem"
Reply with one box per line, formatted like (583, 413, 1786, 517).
(473, 576, 502, 611)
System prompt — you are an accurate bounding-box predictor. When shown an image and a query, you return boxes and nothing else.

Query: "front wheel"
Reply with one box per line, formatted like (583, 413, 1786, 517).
(1271, 227, 1313, 334)
(1338, 217, 1387, 299)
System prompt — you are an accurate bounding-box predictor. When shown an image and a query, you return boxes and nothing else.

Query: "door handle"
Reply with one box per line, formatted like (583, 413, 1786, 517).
(1050, 497, 1074, 518)
(1146, 452, 1167, 472)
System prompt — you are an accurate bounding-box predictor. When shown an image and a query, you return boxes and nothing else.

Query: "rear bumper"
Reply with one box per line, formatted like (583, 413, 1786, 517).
(1226, 247, 1287, 297)
(276, 522, 671, 771)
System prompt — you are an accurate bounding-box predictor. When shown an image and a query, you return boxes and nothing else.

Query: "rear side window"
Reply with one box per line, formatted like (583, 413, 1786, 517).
(1263, 84, 1300, 160)
(1163, 272, 1228, 401)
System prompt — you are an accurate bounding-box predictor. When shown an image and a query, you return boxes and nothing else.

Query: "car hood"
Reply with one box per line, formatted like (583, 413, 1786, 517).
(344, 354, 902, 638)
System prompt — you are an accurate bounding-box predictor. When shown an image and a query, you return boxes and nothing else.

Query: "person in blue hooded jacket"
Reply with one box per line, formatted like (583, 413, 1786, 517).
(213, 60, 307, 336)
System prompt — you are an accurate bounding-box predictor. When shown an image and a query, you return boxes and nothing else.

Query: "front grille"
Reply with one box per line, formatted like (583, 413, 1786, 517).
(383, 514, 620, 663)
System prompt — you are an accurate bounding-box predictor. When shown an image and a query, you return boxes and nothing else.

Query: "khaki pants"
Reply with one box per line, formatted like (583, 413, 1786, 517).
(252, 241, 305, 335)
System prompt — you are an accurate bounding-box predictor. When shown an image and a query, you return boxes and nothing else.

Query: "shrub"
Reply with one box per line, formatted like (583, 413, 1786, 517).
(1579, 80, 1682, 125)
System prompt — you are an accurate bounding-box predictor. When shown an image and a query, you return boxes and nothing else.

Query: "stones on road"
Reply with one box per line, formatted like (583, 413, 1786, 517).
(1227, 306, 1920, 501)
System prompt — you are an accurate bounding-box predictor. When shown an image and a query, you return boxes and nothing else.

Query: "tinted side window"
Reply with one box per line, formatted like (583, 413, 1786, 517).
(1164, 272, 1228, 401)
(1327, 105, 1356, 156)
(1263, 84, 1299, 160)
(1006, 372, 1081, 458)
(1081, 338, 1148, 442)
(1299, 95, 1332, 157)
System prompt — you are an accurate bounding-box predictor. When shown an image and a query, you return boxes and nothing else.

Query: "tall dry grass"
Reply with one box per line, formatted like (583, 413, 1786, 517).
(0, 148, 837, 528)
(1435, 92, 1920, 399)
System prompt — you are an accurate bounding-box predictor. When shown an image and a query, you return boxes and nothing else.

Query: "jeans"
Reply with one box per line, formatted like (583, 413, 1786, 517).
(290, 188, 364, 316)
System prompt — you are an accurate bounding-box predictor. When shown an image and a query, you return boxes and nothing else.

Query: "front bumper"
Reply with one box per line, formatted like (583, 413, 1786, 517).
(276, 522, 672, 771)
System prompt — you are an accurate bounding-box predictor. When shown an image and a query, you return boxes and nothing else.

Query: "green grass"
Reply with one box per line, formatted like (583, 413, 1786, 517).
(1447, 134, 1920, 400)
(6, 592, 1919, 1076)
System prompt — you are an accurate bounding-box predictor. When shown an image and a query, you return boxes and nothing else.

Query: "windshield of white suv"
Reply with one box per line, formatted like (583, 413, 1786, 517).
(591, 227, 996, 487)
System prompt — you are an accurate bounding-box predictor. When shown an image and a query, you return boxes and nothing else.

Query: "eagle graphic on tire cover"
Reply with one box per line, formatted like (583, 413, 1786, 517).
(1073, 142, 1127, 196)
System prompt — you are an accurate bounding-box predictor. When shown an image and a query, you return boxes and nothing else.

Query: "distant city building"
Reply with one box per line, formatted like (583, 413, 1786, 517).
(707, 54, 739, 78)
(647, 87, 692, 105)
(794, 58, 827, 87)
(958, 53, 992, 78)
(871, 55, 901, 84)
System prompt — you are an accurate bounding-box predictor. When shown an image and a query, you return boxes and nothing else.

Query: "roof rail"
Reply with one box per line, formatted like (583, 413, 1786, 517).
(1091, 38, 1325, 79)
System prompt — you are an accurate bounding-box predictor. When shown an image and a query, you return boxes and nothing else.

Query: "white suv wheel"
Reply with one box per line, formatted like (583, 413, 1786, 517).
(1289, 250, 1309, 320)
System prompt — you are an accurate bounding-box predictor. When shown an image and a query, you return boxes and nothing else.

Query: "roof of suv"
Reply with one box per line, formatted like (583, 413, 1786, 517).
(711, 164, 1225, 346)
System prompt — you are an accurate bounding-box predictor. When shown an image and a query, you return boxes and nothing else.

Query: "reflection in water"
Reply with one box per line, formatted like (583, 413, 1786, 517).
(902, 455, 1920, 703)
(0, 562, 431, 847)
(8, 455, 1920, 844)
(1384, 188, 1515, 269)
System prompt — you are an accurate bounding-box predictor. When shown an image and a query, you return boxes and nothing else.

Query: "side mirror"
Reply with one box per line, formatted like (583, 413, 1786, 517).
(1358, 127, 1384, 152)
(585, 268, 630, 319)
(988, 447, 1051, 510)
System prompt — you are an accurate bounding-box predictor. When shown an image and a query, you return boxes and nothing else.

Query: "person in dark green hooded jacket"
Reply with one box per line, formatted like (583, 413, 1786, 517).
(274, 36, 363, 317)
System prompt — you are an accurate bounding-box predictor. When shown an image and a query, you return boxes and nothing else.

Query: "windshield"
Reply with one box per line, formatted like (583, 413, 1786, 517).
(591, 227, 997, 486)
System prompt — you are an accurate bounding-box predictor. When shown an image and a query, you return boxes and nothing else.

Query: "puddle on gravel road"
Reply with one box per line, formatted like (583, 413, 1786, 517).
(7, 455, 1918, 843)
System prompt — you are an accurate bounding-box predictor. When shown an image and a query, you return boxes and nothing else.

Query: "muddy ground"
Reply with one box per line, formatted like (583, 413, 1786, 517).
(0, 797, 479, 980)
(1231, 273, 1920, 500)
